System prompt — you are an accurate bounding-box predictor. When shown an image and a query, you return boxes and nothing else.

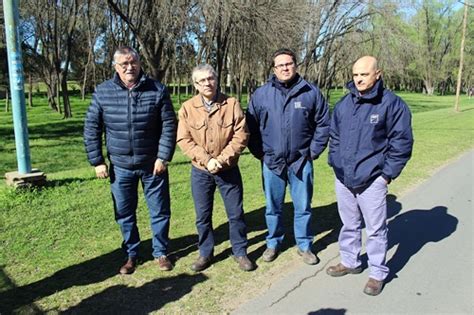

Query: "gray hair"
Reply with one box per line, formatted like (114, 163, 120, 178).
(192, 64, 217, 83)
(112, 46, 140, 65)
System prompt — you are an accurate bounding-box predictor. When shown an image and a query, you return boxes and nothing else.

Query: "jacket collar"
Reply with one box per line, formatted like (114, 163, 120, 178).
(269, 73, 302, 90)
(191, 92, 228, 108)
(113, 71, 146, 90)
(347, 79, 384, 101)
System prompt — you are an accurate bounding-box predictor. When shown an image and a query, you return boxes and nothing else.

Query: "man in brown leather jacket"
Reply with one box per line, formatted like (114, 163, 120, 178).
(177, 64, 255, 272)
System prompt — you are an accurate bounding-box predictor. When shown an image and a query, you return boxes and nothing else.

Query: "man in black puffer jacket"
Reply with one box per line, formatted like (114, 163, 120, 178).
(84, 47, 177, 275)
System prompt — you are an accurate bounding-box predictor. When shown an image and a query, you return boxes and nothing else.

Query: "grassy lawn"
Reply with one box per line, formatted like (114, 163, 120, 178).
(0, 91, 473, 313)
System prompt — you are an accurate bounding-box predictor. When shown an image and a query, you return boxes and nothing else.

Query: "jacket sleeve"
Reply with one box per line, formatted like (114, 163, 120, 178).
(216, 101, 249, 167)
(382, 97, 414, 180)
(328, 104, 340, 166)
(157, 87, 177, 162)
(83, 91, 105, 166)
(245, 96, 264, 159)
(309, 89, 330, 159)
(176, 106, 213, 166)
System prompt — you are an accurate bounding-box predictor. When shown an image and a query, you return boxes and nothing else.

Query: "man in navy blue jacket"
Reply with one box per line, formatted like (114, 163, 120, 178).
(326, 56, 413, 296)
(246, 48, 330, 265)
(84, 47, 177, 275)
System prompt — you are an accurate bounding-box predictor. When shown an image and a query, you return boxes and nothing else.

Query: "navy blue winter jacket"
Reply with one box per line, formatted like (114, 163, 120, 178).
(328, 79, 413, 189)
(246, 74, 330, 176)
(84, 73, 177, 169)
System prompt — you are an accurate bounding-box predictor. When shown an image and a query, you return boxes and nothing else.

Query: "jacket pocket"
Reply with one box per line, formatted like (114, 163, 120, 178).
(261, 111, 270, 135)
(217, 119, 233, 128)
(189, 120, 206, 145)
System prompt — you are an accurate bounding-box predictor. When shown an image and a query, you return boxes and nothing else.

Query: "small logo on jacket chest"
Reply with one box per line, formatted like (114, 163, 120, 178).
(294, 101, 305, 109)
(370, 114, 379, 124)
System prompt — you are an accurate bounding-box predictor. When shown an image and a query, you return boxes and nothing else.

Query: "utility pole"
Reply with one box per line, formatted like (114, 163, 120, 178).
(454, 1, 469, 112)
(3, 0, 45, 187)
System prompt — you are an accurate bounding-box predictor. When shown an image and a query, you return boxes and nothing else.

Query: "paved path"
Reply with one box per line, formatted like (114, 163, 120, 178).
(235, 150, 473, 315)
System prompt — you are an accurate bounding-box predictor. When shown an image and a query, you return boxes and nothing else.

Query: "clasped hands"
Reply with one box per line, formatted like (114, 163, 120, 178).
(207, 158, 222, 174)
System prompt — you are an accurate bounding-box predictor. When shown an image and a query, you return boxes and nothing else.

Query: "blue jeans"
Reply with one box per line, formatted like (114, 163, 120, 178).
(191, 166, 248, 257)
(263, 160, 314, 250)
(110, 163, 171, 259)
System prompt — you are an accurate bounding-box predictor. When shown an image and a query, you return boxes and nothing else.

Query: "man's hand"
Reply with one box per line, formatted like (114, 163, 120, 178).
(95, 164, 109, 179)
(207, 158, 222, 174)
(153, 159, 167, 175)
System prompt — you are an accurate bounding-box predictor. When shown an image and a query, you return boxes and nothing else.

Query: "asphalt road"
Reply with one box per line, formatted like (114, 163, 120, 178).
(234, 150, 473, 315)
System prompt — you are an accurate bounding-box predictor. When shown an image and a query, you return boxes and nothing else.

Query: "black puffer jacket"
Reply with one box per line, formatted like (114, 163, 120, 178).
(84, 73, 177, 169)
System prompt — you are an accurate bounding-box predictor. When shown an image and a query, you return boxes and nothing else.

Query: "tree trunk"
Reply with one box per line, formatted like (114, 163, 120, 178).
(423, 80, 435, 95)
(56, 78, 62, 114)
(61, 74, 72, 118)
(5, 89, 9, 112)
(177, 75, 181, 106)
(28, 74, 33, 107)
(46, 83, 58, 112)
(82, 48, 92, 101)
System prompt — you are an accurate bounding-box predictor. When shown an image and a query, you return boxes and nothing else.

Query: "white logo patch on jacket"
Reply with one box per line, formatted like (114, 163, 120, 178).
(294, 101, 304, 109)
(370, 114, 379, 124)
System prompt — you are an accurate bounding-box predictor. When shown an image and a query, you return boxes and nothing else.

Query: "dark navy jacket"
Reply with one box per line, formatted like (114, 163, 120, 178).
(328, 79, 413, 189)
(84, 73, 177, 169)
(246, 74, 330, 176)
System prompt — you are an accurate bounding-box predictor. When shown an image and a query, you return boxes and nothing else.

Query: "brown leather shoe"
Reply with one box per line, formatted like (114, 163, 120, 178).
(234, 255, 256, 271)
(191, 256, 212, 272)
(155, 255, 173, 271)
(119, 258, 137, 275)
(262, 248, 278, 262)
(363, 278, 384, 296)
(297, 249, 319, 265)
(326, 263, 362, 277)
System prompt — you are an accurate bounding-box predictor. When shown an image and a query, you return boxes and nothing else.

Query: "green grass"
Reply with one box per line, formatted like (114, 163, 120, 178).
(0, 92, 473, 313)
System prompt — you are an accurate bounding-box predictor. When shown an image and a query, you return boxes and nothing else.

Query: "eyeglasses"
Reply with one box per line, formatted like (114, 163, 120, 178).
(274, 62, 295, 70)
(116, 61, 139, 69)
(195, 76, 216, 86)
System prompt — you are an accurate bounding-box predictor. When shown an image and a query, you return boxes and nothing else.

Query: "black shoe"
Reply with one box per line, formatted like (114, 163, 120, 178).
(234, 255, 256, 271)
(191, 255, 212, 272)
(262, 248, 278, 262)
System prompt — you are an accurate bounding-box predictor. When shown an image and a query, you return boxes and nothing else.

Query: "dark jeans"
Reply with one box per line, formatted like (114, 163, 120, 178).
(110, 163, 171, 259)
(191, 166, 248, 257)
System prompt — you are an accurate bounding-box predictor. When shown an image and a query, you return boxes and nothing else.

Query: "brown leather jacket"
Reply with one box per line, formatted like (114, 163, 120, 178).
(177, 93, 249, 171)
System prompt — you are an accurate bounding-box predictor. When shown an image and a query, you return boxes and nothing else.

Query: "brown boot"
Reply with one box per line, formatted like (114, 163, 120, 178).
(297, 249, 319, 265)
(326, 263, 362, 277)
(363, 278, 384, 296)
(262, 248, 278, 262)
(155, 255, 173, 271)
(191, 256, 212, 272)
(119, 258, 137, 275)
(234, 255, 256, 271)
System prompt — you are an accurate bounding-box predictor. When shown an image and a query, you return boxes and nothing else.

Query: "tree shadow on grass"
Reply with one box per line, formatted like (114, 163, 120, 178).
(0, 234, 198, 314)
(60, 272, 208, 314)
(204, 198, 342, 265)
(0, 120, 84, 141)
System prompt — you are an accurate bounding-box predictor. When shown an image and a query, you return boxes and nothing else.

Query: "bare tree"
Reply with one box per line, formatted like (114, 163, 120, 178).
(300, 0, 371, 96)
(21, 0, 79, 118)
(107, 0, 192, 81)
